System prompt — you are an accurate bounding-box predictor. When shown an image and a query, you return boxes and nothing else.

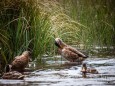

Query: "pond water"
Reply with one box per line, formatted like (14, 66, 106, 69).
(0, 56, 115, 86)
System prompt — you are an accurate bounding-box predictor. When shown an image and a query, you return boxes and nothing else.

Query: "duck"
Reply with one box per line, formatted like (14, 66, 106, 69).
(81, 63, 98, 74)
(6, 51, 31, 72)
(55, 38, 88, 62)
(2, 71, 24, 80)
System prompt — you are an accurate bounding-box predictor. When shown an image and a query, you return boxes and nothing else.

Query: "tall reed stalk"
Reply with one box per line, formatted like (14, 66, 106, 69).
(58, 0, 115, 48)
(0, 0, 78, 66)
(0, 0, 115, 70)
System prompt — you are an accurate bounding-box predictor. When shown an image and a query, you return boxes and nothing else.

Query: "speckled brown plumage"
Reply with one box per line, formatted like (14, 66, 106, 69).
(2, 71, 24, 79)
(6, 51, 31, 72)
(55, 38, 88, 62)
(81, 63, 98, 74)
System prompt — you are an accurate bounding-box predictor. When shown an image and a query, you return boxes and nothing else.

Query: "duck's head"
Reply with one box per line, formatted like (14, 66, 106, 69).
(22, 51, 32, 61)
(55, 38, 67, 49)
(5, 64, 12, 72)
(22, 51, 31, 56)
(82, 63, 87, 68)
(81, 63, 87, 73)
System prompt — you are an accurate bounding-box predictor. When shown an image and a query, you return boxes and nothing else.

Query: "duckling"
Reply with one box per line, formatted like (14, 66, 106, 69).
(81, 63, 87, 75)
(81, 63, 98, 74)
(55, 38, 88, 62)
(6, 51, 31, 72)
(87, 67, 98, 74)
(2, 71, 24, 80)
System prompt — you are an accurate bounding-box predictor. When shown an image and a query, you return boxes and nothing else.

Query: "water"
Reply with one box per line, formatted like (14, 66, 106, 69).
(0, 57, 115, 86)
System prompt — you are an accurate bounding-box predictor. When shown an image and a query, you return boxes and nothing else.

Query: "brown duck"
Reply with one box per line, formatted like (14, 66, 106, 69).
(55, 38, 88, 62)
(81, 63, 98, 74)
(6, 51, 31, 72)
(2, 71, 24, 80)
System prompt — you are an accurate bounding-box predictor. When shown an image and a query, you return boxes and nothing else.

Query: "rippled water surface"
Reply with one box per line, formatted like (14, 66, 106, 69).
(0, 57, 115, 86)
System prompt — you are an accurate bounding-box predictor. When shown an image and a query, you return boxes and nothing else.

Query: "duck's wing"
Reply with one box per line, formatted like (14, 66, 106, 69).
(62, 48, 79, 61)
(14, 56, 20, 59)
(66, 46, 87, 58)
(11, 56, 27, 69)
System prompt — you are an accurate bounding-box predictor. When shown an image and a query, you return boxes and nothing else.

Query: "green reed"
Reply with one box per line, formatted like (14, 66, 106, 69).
(0, 0, 54, 66)
(0, 0, 76, 64)
(59, 0, 115, 48)
(0, 0, 115, 70)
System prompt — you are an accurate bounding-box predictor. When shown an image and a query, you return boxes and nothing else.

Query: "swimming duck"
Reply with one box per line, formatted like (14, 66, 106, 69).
(55, 38, 88, 62)
(6, 51, 31, 72)
(2, 71, 24, 79)
(81, 63, 98, 74)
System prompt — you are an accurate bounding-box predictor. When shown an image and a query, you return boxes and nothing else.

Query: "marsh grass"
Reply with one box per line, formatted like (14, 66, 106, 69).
(59, 0, 115, 48)
(1, 1, 49, 62)
(0, 0, 115, 70)
(0, 0, 78, 66)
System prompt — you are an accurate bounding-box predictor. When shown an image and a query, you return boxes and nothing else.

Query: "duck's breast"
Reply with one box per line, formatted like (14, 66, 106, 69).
(11, 56, 29, 69)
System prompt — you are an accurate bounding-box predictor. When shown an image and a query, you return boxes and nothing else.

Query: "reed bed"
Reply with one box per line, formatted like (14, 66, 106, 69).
(0, 0, 80, 66)
(59, 0, 115, 48)
(0, 0, 114, 69)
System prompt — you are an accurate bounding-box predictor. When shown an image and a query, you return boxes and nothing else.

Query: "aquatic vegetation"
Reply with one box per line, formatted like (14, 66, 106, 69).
(0, 0, 78, 68)
(0, 0, 115, 70)
(59, 0, 115, 47)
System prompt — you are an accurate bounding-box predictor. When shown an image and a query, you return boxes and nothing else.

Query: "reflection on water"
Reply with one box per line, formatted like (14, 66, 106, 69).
(0, 57, 115, 86)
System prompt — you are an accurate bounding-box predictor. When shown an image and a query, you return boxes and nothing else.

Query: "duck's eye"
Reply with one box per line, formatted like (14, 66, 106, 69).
(55, 41, 61, 48)
(55, 41, 58, 46)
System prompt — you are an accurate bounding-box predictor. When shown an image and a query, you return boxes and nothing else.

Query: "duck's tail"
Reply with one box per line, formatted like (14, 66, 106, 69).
(5, 64, 12, 72)
(18, 75, 25, 79)
(84, 55, 88, 58)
